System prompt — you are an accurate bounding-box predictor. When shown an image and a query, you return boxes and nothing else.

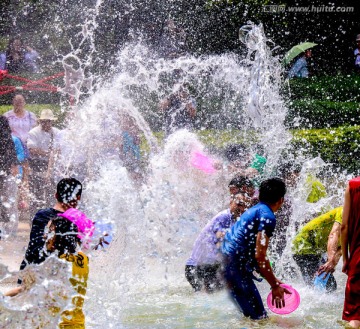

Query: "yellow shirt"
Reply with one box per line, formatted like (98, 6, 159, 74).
(306, 175, 327, 203)
(292, 207, 342, 256)
(59, 251, 89, 329)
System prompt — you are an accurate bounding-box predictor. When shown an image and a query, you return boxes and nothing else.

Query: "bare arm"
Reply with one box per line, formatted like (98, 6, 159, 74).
(341, 185, 351, 274)
(318, 222, 341, 274)
(255, 231, 289, 308)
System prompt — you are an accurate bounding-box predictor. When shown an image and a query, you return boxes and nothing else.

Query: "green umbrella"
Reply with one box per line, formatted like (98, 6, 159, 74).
(282, 42, 318, 65)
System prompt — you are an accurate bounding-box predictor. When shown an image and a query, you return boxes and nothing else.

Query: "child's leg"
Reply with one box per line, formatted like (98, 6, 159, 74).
(185, 265, 202, 291)
(224, 262, 267, 320)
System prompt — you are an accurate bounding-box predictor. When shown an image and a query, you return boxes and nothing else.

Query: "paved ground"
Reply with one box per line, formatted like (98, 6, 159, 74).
(0, 221, 30, 293)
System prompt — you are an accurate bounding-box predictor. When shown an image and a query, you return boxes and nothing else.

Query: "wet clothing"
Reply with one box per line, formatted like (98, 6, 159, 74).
(3, 110, 37, 144)
(222, 202, 276, 265)
(20, 208, 63, 269)
(59, 251, 89, 329)
(12, 135, 26, 179)
(343, 177, 360, 322)
(250, 154, 266, 175)
(292, 207, 342, 291)
(224, 257, 267, 320)
(27, 126, 60, 217)
(185, 264, 223, 292)
(185, 209, 235, 292)
(306, 175, 327, 203)
(292, 207, 342, 256)
(221, 202, 276, 320)
(187, 209, 234, 266)
(0, 131, 18, 174)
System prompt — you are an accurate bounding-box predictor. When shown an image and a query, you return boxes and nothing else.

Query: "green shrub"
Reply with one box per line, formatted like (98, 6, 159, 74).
(291, 125, 360, 173)
(286, 99, 360, 128)
(288, 75, 360, 103)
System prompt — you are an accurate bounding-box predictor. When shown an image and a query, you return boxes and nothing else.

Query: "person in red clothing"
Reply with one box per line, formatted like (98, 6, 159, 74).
(341, 177, 360, 328)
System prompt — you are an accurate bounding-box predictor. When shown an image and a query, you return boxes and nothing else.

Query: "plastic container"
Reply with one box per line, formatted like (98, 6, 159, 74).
(58, 208, 95, 241)
(190, 151, 216, 174)
(267, 284, 300, 314)
(314, 272, 330, 291)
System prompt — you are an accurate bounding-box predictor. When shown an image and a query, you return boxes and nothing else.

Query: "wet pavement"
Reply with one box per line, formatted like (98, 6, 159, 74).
(0, 221, 30, 294)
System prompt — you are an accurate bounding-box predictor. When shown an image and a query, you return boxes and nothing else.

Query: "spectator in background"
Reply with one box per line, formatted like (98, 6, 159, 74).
(158, 19, 187, 59)
(0, 36, 39, 73)
(354, 34, 360, 72)
(288, 49, 312, 79)
(3, 94, 37, 146)
(27, 109, 61, 218)
(0, 116, 19, 238)
(160, 85, 196, 137)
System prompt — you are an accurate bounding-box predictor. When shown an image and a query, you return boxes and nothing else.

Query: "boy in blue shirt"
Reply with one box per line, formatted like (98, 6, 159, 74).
(222, 177, 289, 320)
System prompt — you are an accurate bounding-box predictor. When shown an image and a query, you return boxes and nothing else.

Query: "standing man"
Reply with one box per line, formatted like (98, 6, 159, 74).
(222, 177, 289, 320)
(27, 109, 61, 218)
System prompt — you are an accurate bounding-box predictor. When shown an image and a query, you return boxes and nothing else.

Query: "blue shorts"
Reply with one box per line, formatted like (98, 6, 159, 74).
(224, 258, 267, 320)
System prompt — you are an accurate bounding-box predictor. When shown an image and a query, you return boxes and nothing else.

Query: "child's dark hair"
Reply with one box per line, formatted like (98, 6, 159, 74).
(224, 144, 249, 162)
(56, 178, 82, 203)
(53, 217, 80, 255)
(228, 175, 254, 190)
(259, 177, 286, 204)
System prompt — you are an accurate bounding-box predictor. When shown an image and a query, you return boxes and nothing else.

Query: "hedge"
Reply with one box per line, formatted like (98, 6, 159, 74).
(288, 75, 360, 103)
(286, 99, 360, 129)
(291, 125, 360, 174)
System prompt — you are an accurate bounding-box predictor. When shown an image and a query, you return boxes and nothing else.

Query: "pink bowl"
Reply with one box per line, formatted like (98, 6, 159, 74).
(190, 151, 216, 174)
(266, 284, 300, 315)
(58, 208, 95, 241)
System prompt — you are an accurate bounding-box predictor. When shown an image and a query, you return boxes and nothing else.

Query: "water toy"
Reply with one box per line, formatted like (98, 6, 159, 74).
(267, 284, 300, 314)
(190, 151, 216, 174)
(314, 272, 330, 291)
(58, 208, 95, 242)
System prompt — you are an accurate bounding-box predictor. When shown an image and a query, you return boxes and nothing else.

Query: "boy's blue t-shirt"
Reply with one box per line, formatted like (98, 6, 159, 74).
(221, 202, 276, 263)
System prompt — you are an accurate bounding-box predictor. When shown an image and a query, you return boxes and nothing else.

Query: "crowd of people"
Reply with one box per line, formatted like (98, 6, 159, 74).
(0, 93, 142, 240)
(185, 169, 360, 327)
(0, 29, 360, 328)
(0, 36, 39, 73)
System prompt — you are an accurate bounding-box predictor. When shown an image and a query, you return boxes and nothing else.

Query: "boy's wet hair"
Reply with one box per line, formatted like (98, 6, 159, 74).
(259, 177, 286, 204)
(56, 178, 82, 204)
(228, 175, 254, 189)
(53, 217, 80, 255)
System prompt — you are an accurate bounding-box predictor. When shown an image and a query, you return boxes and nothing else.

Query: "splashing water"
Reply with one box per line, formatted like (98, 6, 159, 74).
(0, 19, 352, 329)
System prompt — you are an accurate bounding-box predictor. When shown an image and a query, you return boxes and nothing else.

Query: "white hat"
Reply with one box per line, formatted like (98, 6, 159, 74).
(357, 34, 360, 42)
(39, 109, 56, 121)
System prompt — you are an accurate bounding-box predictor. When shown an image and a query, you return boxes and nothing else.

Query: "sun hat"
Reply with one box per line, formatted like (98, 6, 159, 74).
(39, 109, 57, 121)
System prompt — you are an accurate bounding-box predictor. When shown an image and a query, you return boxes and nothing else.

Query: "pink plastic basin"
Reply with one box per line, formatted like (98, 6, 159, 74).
(266, 284, 300, 315)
